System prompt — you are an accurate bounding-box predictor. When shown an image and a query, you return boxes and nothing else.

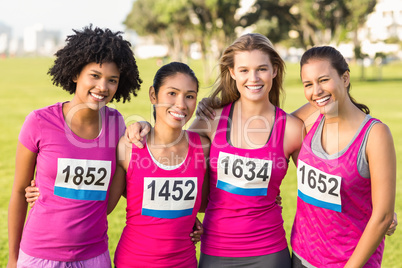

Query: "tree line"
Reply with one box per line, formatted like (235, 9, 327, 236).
(124, 0, 376, 80)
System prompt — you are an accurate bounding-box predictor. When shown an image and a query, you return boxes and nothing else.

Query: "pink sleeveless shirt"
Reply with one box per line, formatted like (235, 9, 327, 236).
(19, 103, 125, 261)
(291, 114, 383, 267)
(114, 131, 206, 268)
(201, 102, 289, 257)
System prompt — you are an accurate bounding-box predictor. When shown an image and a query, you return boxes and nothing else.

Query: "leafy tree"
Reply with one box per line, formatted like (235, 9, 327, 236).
(190, 0, 242, 81)
(240, 0, 297, 44)
(244, 0, 376, 51)
(124, 0, 243, 82)
(124, 0, 160, 36)
(345, 0, 376, 79)
(124, 0, 377, 81)
(345, 0, 376, 54)
(124, 0, 193, 61)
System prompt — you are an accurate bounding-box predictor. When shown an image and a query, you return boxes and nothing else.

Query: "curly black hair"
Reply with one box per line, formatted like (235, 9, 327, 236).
(48, 25, 142, 103)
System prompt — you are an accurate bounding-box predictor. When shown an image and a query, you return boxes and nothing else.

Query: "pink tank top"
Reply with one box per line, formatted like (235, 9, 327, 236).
(19, 103, 125, 261)
(291, 114, 383, 267)
(114, 131, 205, 268)
(201, 102, 289, 257)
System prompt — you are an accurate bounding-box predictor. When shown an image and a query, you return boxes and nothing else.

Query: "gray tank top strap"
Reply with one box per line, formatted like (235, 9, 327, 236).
(311, 114, 377, 178)
(358, 117, 378, 178)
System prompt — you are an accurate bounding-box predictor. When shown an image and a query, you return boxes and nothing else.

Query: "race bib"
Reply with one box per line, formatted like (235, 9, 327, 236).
(142, 177, 197, 219)
(54, 158, 111, 201)
(217, 152, 272, 196)
(297, 159, 342, 212)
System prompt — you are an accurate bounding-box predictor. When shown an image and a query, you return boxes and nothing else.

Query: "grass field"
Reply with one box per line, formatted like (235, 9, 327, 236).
(0, 57, 401, 267)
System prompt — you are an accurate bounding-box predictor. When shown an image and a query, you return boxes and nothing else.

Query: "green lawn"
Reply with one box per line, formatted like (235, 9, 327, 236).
(0, 57, 401, 267)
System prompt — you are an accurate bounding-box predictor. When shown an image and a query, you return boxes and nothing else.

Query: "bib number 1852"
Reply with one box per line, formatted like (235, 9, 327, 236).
(62, 165, 107, 186)
(54, 158, 112, 201)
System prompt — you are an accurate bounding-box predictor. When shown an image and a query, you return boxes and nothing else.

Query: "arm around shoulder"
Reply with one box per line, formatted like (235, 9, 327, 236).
(108, 137, 132, 214)
(291, 102, 320, 133)
(199, 135, 210, 213)
(125, 121, 152, 149)
(189, 107, 222, 141)
(284, 113, 305, 166)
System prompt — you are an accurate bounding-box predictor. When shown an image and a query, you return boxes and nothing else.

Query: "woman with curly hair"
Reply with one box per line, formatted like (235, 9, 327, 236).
(7, 25, 142, 268)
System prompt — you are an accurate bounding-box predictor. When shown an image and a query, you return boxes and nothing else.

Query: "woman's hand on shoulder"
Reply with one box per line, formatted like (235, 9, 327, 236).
(189, 106, 222, 141)
(124, 121, 152, 149)
(196, 97, 217, 120)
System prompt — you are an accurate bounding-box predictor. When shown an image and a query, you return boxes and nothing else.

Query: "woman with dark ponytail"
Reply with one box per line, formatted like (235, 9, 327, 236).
(299, 46, 370, 114)
(291, 46, 396, 267)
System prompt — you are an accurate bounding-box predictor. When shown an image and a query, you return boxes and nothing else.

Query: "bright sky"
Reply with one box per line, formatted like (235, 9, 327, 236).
(0, 0, 135, 38)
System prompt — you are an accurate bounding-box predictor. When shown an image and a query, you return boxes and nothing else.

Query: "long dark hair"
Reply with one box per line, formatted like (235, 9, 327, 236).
(300, 46, 370, 114)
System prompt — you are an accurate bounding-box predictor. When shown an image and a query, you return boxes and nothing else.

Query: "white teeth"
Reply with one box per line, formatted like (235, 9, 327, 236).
(91, 93, 105, 100)
(316, 96, 330, 104)
(247, 86, 263, 90)
(170, 112, 185, 118)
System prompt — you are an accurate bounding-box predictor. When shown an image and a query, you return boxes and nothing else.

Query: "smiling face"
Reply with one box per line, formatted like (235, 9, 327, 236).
(229, 49, 277, 103)
(301, 58, 350, 116)
(72, 62, 120, 110)
(150, 72, 198, 130)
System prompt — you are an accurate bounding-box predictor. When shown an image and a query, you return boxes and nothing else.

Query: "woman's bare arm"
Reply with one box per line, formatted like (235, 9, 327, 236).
(345, 123, 396, 267)
(8, 142, 37, 267)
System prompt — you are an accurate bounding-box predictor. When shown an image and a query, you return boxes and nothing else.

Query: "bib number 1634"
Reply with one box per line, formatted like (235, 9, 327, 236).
(217, 152, 273, 196)
(221, 156, 270, 181)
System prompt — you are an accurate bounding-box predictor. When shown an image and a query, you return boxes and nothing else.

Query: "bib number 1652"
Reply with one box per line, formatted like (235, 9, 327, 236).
(297, 159, 342, 212)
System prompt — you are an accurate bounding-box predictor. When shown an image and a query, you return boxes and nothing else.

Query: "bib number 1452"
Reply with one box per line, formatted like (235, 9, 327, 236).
(142, 177, 197, 219)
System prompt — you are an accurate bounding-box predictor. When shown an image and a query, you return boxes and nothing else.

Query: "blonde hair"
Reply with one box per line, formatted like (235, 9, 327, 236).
(210, 33, 285, 108)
